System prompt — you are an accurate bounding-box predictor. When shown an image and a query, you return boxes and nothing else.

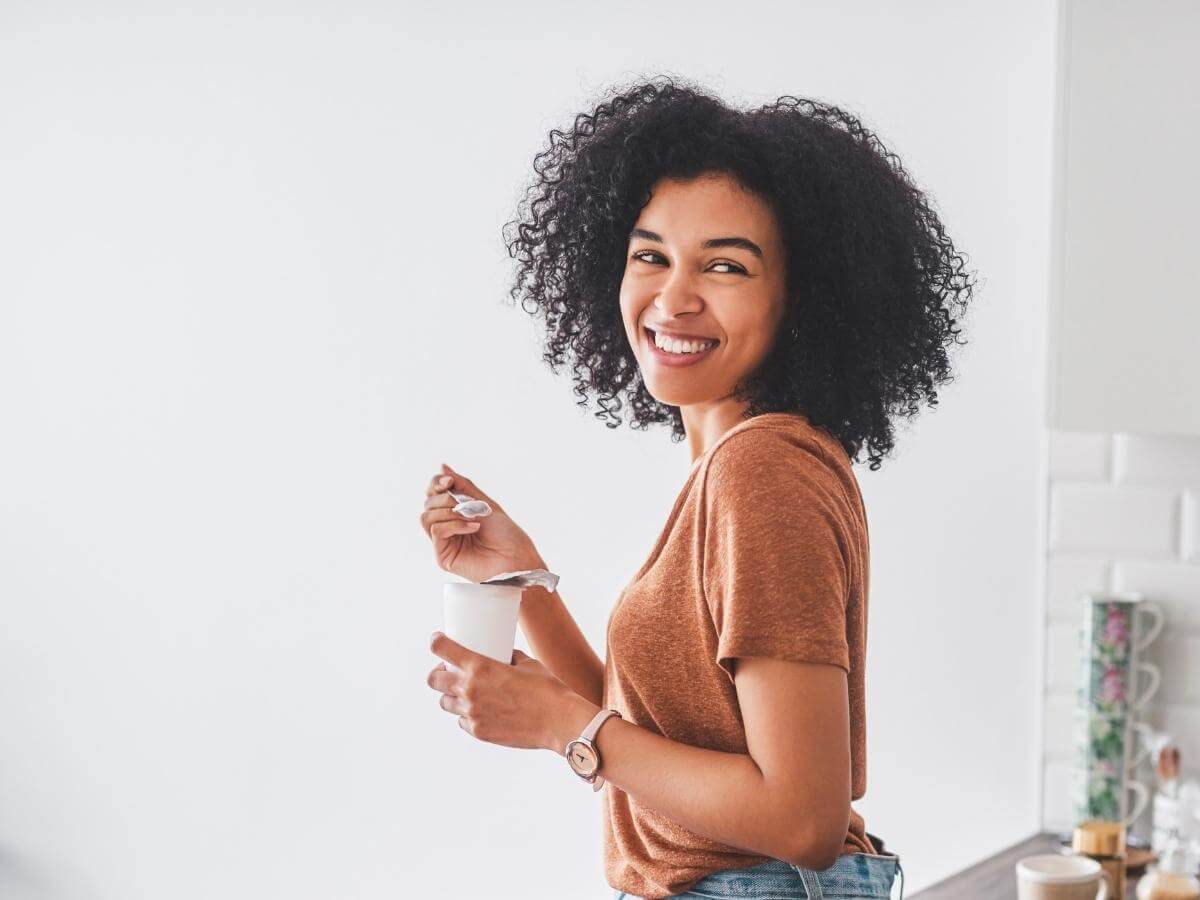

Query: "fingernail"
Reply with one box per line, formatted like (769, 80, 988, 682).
(438, 475, 451, 486)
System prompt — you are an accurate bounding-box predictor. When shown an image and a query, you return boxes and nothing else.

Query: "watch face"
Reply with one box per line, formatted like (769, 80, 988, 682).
(566, 740, 599, 777)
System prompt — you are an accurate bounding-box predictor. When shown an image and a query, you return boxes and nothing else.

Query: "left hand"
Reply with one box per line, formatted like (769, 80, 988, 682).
(427, 632, 572, 751)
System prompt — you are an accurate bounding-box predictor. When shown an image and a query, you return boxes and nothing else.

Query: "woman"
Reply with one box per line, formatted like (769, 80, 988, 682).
(422, 76, 976, 899)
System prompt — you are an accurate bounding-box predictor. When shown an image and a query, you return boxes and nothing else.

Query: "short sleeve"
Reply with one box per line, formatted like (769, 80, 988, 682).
(701, 429, 853, 684)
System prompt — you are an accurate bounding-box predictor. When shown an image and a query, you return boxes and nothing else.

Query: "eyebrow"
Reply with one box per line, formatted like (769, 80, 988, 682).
(629, 228, 763, 260)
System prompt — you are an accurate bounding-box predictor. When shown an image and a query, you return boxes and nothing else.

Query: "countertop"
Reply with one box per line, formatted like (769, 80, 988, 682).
(909, 831, 1141, 899)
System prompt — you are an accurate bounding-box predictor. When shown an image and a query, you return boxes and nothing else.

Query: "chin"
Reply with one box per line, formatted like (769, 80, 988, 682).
(643, 381, 714, 408)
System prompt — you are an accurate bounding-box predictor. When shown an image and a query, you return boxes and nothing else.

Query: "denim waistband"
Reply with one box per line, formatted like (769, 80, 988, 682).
(615, 850, 904, 899)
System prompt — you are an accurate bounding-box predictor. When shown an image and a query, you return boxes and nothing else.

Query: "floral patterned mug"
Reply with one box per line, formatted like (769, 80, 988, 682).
(1071, 593, 1163, 828)
(1076, 593, 1165, 717)
(1071, 711, 1151, 826)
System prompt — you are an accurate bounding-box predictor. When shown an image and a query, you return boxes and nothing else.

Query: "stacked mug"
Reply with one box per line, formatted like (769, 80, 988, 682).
(1071, 591, 1165, 829)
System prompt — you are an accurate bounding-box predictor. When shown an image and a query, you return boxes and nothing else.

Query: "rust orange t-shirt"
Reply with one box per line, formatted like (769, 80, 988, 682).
(601, 412, 875, 899)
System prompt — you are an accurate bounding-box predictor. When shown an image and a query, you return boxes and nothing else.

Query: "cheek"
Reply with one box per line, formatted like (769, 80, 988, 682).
(618, 282, 643, 332)
(728, 311, 769, 347)
(726, 311, 782, 365)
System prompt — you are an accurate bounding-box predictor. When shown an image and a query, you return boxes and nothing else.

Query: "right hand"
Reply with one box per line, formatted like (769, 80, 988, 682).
(420, 463, 545, 585)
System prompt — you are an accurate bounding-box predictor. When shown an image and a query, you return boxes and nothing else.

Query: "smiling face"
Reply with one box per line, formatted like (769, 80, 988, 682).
(619, 172, 788, 415)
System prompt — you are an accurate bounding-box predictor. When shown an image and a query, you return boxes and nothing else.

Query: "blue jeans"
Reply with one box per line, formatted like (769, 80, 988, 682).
(612, 847, 905, 899)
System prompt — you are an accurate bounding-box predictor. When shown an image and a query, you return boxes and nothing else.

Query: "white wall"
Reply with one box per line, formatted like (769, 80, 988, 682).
(0, 2, 1056, 897)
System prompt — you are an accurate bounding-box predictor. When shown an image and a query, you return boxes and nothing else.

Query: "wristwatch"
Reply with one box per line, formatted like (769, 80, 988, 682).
(565, 708, 622, 791)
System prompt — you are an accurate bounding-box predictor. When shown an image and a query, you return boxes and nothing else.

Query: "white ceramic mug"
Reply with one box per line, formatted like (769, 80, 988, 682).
(1129, 597, 1165, 654)
(1015, 854, 1108, 899)
(1130, 662, 1161, 713)
(1127, 722, 1156, 771)
(1124, 778, 1149, 827)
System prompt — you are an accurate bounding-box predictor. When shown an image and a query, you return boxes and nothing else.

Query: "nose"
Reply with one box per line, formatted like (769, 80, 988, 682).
(653, 271, 704, 319)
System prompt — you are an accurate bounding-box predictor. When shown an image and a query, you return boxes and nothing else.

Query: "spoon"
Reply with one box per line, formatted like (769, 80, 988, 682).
(449, 490, 492, 519)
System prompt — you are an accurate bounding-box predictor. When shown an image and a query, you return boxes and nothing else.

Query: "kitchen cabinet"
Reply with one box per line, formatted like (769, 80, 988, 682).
(1047, 0, 1200, 437)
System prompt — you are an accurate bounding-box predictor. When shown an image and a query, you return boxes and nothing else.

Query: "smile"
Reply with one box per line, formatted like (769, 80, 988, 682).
(644, 326, 720, 367)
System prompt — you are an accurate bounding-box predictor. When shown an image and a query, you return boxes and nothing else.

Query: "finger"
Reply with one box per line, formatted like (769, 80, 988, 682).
(421, 506, 480, 538)
(420, 508, 480, 542)
(439, 693, 467, 715)
(423, 491, 457, 511)
(429, 519, 482, 541)
(440, 464, 500, 509)
(427, 662, 460, 693)
(426, 473, 455, 499)
(430, 631, 481, 671)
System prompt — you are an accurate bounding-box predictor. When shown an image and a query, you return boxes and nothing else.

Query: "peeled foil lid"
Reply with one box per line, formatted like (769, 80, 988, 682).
(480, 568, 560, 593)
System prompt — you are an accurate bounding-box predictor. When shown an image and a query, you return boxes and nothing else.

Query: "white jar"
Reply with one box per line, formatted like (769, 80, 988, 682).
(1154, 791, 1183, 856)
(1135, 833, 1200, 900)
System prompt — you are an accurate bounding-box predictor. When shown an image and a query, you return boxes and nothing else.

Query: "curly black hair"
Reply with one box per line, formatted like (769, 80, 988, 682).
(501, 75, 978, 471)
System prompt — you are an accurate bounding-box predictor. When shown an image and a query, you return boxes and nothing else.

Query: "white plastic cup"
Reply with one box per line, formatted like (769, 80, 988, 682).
(442, 582, 524, 674)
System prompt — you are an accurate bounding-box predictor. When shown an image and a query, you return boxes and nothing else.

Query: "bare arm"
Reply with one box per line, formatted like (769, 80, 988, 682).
(546, 656, 852, 871)
(516, 556, 605, 708)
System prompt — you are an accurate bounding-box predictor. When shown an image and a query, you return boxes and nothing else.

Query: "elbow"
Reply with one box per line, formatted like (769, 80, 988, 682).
(782, 828, 844, 874)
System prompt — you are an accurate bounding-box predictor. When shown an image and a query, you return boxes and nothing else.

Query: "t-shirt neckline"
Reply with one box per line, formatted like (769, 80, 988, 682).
(632, 413, 812, 585)
(687, 411, 812, 472)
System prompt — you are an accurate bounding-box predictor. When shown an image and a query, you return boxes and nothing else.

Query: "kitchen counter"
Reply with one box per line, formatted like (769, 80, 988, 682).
(910, 831, 1140, 899)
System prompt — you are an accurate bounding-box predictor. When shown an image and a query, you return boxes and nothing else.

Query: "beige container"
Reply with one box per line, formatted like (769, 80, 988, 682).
(1073, 820, 1127, 900)
(1016, 854, 1109, 900)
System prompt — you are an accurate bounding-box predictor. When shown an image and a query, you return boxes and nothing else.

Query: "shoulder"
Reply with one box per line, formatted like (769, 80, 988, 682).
(699, 415, 864, 531)
(703, 414, 849, 489)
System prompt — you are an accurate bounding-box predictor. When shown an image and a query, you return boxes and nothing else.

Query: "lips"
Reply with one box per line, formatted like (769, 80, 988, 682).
(644, 325, 719, 344)
(642, 326, 720, 367)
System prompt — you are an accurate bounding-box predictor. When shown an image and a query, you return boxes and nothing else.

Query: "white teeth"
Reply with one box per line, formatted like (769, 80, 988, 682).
(653, 330, 716, 354)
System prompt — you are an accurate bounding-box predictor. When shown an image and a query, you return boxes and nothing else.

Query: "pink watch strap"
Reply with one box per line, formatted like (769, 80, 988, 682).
(581, 709, 621, 791)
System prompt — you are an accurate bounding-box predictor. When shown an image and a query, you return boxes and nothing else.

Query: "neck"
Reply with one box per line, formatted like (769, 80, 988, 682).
(682, 399, 756, 464)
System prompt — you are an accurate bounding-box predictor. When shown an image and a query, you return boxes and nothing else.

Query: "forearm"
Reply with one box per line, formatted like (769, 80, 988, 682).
(517, 569, 605, 707)
(548, 694, 809, 866)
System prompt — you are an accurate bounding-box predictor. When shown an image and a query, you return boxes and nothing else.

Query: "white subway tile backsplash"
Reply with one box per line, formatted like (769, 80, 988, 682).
(1183, 491, 1197, 562)
(1049, 484, 1180, 558)
(1043, 692, 1075, 758)
(1112, 560, 1200, 630)
(1143, 635, 1200, 705)
(1046, 622, 1082, 693)
(1045, 556, 1110, 621)
(1114, 433, 1200, 488)
(1162, 704, 1200, 757)
(1043, 430, 1200, 839)
(1042, 760, 1078, 832)
(1049, 432, 1111, 481)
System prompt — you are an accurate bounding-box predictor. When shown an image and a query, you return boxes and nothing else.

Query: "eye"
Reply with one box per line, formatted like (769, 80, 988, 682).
(709, 261, 747, 274)
(630, 250, 747, 275)
(631, 250, 664, 265)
